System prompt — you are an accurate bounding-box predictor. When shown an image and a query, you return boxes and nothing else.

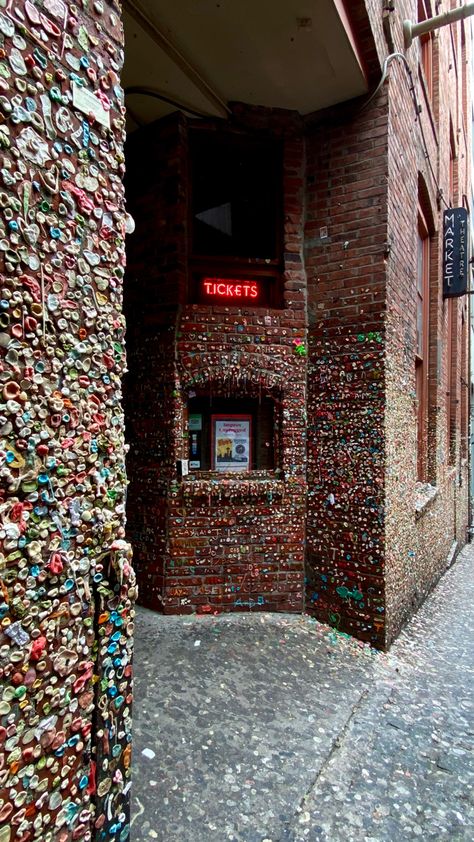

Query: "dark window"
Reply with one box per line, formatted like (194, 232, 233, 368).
(461, 307, 468, 458)
(416, 214, 430, 480)
(446, 297, 455, 463)
(418, 0, 433, 99)
(187, 395, 276, 472)
(190, 131, 282, 261)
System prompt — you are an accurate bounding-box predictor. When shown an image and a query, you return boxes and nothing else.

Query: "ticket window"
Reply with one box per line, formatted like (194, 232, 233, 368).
(187, 397, 275, 472)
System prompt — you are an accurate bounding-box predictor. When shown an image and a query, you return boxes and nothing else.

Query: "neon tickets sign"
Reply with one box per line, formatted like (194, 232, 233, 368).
(201, 277, 259, 300)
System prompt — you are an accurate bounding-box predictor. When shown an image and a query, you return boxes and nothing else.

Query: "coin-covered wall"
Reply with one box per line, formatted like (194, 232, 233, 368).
(124, 110, 308, 614)
(0, 1, 135, 841)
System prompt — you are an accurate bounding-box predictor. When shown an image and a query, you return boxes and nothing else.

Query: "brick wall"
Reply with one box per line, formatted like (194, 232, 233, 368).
(304, 0, 470, 648)
(125, 114, 187, 610)
(125, 111, 308, 615)
(304, 91, 389, 647)
(383, 1, 471, 644)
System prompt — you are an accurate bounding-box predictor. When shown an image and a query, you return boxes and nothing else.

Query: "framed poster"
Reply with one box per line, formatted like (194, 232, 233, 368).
(211, 415, 252, 472)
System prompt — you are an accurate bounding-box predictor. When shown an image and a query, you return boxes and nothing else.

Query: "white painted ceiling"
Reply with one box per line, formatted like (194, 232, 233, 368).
(122, 0, 369, 130)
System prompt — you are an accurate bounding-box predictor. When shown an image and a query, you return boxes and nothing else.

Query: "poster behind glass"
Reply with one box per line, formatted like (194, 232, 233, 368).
(212, 415, 252, 472)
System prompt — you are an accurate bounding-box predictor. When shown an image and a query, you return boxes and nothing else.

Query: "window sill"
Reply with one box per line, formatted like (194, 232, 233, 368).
(180, 472, 285, 503)
(415, 481, 438, 518)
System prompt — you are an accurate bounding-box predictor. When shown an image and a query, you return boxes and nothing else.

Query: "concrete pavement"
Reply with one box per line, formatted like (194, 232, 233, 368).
(130, 545, 474, 841)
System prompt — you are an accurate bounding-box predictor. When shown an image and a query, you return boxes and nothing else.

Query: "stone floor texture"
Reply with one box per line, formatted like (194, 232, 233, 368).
(131, 545, 474, 841)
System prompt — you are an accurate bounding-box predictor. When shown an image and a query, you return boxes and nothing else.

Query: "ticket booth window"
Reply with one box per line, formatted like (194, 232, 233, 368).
(187, 396, 276, 471)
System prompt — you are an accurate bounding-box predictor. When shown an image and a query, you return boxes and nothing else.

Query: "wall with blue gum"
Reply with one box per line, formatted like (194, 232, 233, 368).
(0, 1, 134, 840)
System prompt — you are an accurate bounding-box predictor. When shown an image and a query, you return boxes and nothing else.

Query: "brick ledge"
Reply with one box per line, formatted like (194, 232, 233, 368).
(415, 482, 438, 518)
(181, 474, 286, 502)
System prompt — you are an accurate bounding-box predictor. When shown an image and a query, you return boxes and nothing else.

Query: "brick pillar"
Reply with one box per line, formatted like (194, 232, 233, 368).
(305, 94, 389, 648)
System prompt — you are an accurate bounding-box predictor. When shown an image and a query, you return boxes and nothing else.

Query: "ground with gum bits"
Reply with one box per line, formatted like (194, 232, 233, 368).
(131, 544, 474, 841)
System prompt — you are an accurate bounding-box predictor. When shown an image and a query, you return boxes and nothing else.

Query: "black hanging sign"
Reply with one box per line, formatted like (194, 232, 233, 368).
(443, 207, 469, 298)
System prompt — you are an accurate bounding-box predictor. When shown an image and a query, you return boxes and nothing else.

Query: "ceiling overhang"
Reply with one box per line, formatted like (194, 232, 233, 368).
(122, 0, 370, 130)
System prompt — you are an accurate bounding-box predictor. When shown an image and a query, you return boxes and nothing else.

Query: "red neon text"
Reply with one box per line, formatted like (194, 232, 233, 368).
(202, 278, 259, 299)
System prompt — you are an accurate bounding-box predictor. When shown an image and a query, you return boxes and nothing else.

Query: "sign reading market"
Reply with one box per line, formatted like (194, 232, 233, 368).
(443, 207, 469, 298)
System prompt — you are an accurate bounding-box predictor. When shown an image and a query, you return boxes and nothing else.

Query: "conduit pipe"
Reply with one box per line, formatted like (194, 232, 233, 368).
(404, 2, 474, 48)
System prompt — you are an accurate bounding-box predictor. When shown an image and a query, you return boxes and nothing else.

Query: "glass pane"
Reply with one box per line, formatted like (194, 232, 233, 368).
(191, 133, 280, 259)
(417, 234, 424, 294)
(417, 295, 423, 357)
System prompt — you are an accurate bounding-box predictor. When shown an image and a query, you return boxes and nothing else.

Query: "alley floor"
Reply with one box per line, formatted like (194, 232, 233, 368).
(130, 546, 474, 842)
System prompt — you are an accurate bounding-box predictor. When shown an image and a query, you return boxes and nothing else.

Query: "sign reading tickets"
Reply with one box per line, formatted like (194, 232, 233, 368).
(212, 415, 252, 472)
(202, 277, 259, 300)
(443, 207, 469, 297)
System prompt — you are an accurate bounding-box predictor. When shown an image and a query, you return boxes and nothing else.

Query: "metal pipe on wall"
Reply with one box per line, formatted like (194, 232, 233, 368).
(404, 2, 474, 48)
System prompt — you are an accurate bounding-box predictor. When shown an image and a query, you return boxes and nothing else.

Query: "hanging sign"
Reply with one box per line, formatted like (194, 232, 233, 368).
(443, 207, 469, 298)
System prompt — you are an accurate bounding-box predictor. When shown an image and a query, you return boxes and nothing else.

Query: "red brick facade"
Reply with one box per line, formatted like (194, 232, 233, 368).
(305, 92, 389, 646)
(124, 1, 471, 648)
(384, 1, 471, 644)
(125, 112, 308, 616)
